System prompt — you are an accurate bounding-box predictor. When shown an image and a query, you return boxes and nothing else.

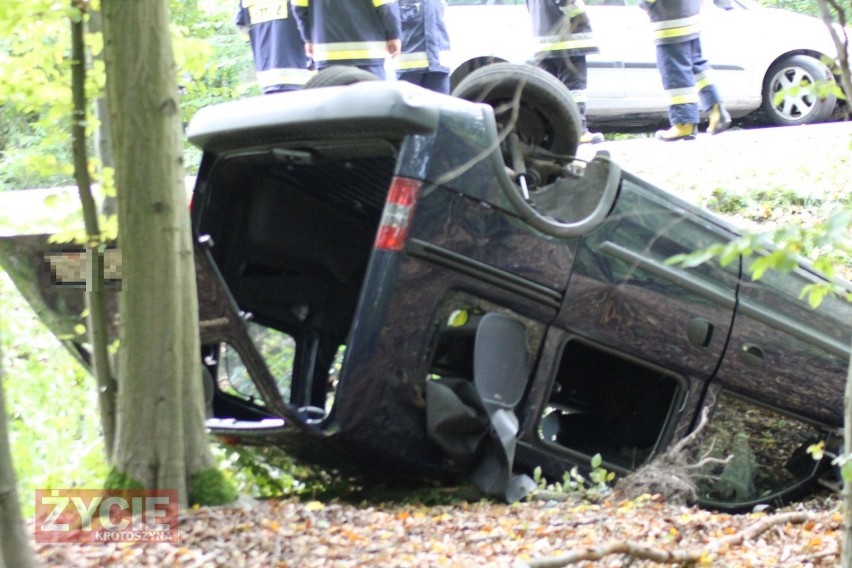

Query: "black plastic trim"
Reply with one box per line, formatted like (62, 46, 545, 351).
(407, 239, 563, 308)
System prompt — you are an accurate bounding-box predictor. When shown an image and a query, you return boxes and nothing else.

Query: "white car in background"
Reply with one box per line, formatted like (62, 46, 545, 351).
(444, 0, 847, 129)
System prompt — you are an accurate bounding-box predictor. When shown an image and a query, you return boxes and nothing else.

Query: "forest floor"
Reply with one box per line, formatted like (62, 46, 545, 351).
(30, 490, 844, 567)
(27, 120, 852, 567)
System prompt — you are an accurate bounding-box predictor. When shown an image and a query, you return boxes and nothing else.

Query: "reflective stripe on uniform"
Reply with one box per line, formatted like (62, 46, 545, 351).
(651, 15, 699, 31)
(695, 70, 714, 90)
(291, 0, 309, 7)
(313, 41, 389, 62)
(257, 67, 314, 88)
(534, 33, 597, 53)
(665, 87, 699, 106)
(651, 15, 700, 41)
(398, 51, 429, 70)
(373, 0, 398, 6)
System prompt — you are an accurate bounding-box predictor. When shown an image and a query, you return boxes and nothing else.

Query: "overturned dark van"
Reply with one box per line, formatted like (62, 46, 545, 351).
(10, 64, 852, 510)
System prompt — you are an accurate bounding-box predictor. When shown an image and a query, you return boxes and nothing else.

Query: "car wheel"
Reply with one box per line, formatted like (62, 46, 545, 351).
(761, 54, 837, 126)
(452, 62, 581, 188)
(303, 66, 380, 89)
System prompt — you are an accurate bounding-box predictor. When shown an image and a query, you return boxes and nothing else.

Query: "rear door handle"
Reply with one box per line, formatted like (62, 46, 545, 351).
(739, 343, 764, 366)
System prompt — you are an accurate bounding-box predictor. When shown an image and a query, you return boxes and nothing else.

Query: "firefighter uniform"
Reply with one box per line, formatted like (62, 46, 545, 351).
(291, 0, 401, 80)
(640, 0, 731, 140)
(526, 0, 603, 143)
(397, 0, 451, 94)
(237, 0, 312, 93)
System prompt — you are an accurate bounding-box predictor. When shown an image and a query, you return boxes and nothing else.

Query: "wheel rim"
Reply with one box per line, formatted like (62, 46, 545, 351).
(769, 65, 817, 121)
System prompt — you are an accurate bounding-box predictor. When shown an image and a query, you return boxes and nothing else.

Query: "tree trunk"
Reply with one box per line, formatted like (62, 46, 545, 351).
(814, 1, 851, 564)
(100, 0, 220, 507)
(86, 6, 118, 217)
(844, 337, 852, 568)
(0, 339, 36, 568)
(71, 0, 116, 460)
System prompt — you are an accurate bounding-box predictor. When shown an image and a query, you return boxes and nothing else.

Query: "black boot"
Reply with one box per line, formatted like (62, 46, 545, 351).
(708, 104, 732, 135)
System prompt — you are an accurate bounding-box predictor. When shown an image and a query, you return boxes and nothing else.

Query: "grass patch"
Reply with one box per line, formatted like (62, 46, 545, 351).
(1, 269, 108, 517)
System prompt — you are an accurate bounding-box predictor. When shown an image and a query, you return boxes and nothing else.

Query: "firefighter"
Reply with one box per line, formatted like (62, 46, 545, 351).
(640, 0, 732, 141)
(237, 0, 312, 93)
(290, 0, 401, 80)
(397, 0, 452, 94)
(526, 0, 605, 145)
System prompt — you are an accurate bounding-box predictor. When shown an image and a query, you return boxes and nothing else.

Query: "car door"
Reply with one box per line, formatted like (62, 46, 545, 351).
(444, 0, 535, 71)
(556, 173, 740, 391)
(517, 173, 740, 475)
(713, 256, 851, 428)
(583, 0, 630, 101)
(585, 0, 664, 118)
(585, 0, 761, 120)
(699, 0, 761, 107)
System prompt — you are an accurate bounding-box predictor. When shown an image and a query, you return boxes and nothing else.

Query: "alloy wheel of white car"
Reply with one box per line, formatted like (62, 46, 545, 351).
(761, 54, 838, 126)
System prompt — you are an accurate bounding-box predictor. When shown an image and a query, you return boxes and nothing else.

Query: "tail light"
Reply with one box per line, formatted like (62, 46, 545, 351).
(374, 176, 423, 252)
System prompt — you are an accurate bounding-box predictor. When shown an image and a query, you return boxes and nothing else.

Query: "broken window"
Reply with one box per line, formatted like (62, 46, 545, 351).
(695, 391, 824, 507)
(538, 339, 683, 470)
(215, 322, 296, 403)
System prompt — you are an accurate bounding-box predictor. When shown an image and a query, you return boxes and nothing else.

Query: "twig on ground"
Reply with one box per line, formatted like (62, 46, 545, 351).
(524, 510, 814, 567)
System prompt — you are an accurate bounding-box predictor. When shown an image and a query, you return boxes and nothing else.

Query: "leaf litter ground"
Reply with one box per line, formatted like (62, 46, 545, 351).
(30, 121, 852, 567)
(31, 491, 842, 567)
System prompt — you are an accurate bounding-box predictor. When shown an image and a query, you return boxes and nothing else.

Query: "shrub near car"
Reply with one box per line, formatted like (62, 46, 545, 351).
(184, 69, 851, 511)
(444, 0, 846, 128)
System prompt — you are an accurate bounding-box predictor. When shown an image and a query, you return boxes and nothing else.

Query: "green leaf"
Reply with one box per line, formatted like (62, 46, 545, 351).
(806, 441, 825, 461)
(590, 453, 602, 470)
(799, 283, 828, 309)
(841, 461, 852, 483)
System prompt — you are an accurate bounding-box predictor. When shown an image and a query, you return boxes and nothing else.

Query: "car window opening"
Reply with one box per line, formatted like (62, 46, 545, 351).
(196, 143, 400, 423)
(539, 339, 682, 471)
(694, 391, 825, 507)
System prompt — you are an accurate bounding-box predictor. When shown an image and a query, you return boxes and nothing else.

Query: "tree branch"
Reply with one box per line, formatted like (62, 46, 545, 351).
(524, 511, 814, 567)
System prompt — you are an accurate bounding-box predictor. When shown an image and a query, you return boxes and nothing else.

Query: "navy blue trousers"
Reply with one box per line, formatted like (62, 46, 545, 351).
(397, 70, 450, 94)
(320, 62, 388, 81)
(656, 38, 723, 125)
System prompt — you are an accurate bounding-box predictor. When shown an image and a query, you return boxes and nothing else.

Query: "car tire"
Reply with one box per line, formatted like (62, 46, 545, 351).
(452, 62, 581, 186)
(303, 66, 380, 89)
(761, 54, 837, 126)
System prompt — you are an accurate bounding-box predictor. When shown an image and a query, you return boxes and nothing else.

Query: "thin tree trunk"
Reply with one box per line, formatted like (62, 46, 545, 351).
(813, 3, 850, 565)
(844, 337, 852, 568)
(101, 0, 215, 506)
(813, 2, 850, 565)
(0, 321, 36, 568)
(71, 0, 116, 460)
(87, 5, 117, 217)
(816, 0, 852, 121)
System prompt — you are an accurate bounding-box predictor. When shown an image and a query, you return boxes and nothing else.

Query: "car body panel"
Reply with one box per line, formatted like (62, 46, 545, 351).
(556, 174, 740, 382)
(715, 258, 851, 426)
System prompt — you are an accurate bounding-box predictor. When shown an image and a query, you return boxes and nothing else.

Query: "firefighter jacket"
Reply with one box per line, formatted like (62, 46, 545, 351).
(237, 0, 312, 92)
(398, 0, 451, 74)
(526, 0, 599, 58)
(291, 0, 401, 69)
(639, 0, 701, 45)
